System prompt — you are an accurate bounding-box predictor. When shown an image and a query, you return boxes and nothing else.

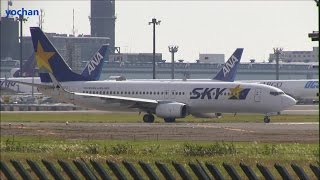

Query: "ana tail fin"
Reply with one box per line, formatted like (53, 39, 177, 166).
(81, 44, 108, 80)
(213, 48, 243, 82)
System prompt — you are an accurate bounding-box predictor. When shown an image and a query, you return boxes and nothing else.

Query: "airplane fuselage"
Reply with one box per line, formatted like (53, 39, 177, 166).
(39, 81, 295, 115)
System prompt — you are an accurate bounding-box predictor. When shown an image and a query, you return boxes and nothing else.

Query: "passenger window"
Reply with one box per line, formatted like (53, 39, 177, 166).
(146, 92, 149, 94)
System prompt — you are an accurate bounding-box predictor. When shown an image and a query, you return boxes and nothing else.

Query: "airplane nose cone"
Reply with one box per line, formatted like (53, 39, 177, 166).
(282, 95, 297, 109)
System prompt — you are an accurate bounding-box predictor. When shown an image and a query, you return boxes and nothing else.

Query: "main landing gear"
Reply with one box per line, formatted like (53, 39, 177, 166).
(164, 118, 176, 123)
(143, 114, 155, 123)
(264, 116, 271, 123)
(142, 114, 176, 123)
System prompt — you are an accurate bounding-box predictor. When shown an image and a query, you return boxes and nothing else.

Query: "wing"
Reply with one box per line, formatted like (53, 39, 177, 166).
(7, 76, 159, 112)
(73, 92, 159, 111)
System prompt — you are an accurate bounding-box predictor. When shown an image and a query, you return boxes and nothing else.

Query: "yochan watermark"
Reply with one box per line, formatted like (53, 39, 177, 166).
(5, 8, 39, 17)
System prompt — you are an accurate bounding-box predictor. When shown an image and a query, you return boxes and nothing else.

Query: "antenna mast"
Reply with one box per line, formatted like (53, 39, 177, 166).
(38, 9, 45, 30)
(72, 9, 75, 36)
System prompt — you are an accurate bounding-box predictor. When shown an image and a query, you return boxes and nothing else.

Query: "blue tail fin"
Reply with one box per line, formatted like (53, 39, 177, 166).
(80, 44, 108, 80)
(30, 27, 91, 82)
(213, 48, 243, 82)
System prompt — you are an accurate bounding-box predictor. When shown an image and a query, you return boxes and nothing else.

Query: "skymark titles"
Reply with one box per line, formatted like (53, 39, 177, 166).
(190, 85, 251, 100)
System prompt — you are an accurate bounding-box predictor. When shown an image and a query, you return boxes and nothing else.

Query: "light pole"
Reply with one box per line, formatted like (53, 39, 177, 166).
(16, 15, 27, 77)
(273, 48, 283, 80)
(168, 46, 178, 79)
(149, 18, 161, 79)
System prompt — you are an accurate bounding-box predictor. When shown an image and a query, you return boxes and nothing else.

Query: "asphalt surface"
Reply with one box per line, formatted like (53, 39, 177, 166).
(1, 105, 318, 142)
(1, 122, 318, 142)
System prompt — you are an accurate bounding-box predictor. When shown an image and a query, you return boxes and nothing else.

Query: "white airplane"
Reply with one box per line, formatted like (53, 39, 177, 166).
(243, 80, 318, 101)
(9, 27, 297, 123)
(29, 73, 297, 123)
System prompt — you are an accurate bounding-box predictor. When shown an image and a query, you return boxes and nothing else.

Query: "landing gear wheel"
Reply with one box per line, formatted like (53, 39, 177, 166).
(264, 116, 270, 123)
(143, 114, 155, 123)
(164, 118, 176, 123)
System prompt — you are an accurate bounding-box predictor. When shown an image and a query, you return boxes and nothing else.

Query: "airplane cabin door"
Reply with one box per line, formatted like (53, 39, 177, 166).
(254, 88, 262, 102)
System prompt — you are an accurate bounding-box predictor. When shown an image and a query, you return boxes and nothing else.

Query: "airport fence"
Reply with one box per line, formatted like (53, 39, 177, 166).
(1, 159, 319, 179)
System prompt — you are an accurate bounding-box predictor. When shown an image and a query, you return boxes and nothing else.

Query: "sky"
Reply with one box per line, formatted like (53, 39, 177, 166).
(1, 0, 319, 62)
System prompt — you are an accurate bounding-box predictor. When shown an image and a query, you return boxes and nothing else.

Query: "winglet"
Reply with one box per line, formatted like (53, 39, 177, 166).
(213, 48, 243, 82)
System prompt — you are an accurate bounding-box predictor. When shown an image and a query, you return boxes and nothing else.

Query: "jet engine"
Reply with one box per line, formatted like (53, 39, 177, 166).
(155, 102, 188, 118)
(192, 113, 222, 118)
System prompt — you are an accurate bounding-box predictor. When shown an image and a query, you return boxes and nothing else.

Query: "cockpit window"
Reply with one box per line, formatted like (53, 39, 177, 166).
(270, 91, 284, 96)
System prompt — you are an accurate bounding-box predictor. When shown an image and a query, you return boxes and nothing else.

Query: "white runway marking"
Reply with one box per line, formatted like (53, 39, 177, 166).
(271, 122, 319, 125)
(223, 127, 255, 133)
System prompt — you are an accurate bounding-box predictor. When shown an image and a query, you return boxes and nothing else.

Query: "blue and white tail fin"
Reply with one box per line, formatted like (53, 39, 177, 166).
(213, 48, 243, 82)
(80, 44, 108, 80)
(30, 27, 107, 82)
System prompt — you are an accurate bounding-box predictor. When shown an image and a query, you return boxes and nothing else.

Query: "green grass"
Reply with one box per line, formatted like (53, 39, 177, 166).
(1, 136, 319, 179)
(1, 112, 319, 123)
(1, 112, 318, 178)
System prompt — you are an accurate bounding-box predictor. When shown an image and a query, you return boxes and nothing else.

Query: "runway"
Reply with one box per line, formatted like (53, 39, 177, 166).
(281, 105, 319, 115)
(1, 122, 318, 143)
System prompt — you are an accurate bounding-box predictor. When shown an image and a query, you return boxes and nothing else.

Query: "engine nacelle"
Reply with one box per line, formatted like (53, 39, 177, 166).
(155, 102, 188, 118)
(192, 113, 222, 118)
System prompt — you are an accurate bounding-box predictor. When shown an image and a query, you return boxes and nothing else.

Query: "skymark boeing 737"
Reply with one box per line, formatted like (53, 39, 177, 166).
(9, 27, 297, 123)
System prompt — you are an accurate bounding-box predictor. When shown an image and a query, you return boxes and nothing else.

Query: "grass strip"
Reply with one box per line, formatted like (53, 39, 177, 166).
(1, 112, 319, 123)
